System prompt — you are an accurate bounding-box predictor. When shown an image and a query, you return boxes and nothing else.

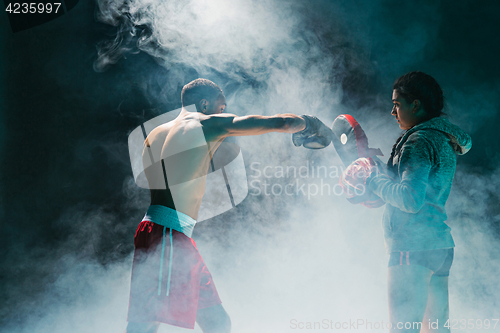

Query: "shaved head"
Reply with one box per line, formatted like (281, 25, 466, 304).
(181, 79, 225, 112)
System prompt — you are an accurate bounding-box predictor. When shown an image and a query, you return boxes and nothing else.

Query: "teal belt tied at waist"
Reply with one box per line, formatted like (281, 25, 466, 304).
(142, 205, 197, 296)
(142, 205, 196, 238)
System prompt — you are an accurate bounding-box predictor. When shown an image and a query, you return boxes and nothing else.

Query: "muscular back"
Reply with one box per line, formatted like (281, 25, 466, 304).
(143, 108, 224, 220)
(142, 106, 305, 220)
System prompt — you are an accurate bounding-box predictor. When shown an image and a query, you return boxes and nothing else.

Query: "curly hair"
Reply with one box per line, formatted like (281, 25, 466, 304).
(393, 71, 445, 119)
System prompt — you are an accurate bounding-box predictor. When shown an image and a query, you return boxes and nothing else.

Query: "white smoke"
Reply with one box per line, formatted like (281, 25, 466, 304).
(4, 1, 499, 333)
(95, 0, 305, 75)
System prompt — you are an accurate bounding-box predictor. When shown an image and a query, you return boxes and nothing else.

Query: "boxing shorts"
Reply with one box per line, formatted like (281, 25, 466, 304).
(127, 205, 221, 329)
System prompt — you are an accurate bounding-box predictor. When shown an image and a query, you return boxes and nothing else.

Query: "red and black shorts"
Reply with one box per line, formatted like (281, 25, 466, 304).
(127, 221, 222, 329)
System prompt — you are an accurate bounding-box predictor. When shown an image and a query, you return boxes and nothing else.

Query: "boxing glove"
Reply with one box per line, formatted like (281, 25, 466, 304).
(292, 115, 333, 149)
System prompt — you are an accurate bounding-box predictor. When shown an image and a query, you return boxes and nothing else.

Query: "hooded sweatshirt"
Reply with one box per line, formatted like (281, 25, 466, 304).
(367, 117, 472, 253)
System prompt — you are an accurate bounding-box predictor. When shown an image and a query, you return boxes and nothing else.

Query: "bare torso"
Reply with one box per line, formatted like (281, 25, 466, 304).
(143, 108, 224, 220)
(141, 107, 306, 221)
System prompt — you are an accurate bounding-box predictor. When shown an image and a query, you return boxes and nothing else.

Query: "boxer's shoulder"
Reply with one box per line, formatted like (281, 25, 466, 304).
(198, 113, 239, 141)
(145, 120, 176, 146)
(199, 112, 237, 124)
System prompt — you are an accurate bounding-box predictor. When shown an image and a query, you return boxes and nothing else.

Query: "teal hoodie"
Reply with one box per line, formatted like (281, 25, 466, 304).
(367, 117, 472, 252)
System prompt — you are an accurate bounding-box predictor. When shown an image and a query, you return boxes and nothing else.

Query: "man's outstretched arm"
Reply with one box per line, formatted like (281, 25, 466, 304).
(201, 113, 306, 141)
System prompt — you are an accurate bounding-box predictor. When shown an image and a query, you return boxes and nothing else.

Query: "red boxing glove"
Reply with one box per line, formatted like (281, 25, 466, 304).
(340, 157, 385, 208)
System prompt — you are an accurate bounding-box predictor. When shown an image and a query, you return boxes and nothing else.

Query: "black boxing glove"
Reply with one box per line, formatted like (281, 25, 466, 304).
(292, 115, 333, 149)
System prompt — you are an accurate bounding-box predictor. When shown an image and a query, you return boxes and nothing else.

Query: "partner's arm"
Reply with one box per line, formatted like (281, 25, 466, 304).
(367, 132, 434, 213)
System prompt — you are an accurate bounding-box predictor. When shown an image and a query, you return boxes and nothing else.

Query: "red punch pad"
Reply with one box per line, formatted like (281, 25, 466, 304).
(331, 114, 383, 167)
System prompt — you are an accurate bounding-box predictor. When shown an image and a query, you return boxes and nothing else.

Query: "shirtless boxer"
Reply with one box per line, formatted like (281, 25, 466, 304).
(125, 78, 333, 333)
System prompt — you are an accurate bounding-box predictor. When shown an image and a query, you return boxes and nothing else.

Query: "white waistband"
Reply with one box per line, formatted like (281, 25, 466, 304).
(142, 205, 196, 238)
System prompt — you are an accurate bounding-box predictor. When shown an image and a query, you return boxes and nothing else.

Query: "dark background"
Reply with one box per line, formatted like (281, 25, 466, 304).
(1, 0, 499, 329)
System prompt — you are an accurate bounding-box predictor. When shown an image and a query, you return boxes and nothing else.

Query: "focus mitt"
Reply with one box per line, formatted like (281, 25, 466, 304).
(331, 114, 383, 166)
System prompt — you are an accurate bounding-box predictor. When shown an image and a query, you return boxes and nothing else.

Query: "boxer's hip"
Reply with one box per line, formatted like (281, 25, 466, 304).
(142, 205, 196, 238)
